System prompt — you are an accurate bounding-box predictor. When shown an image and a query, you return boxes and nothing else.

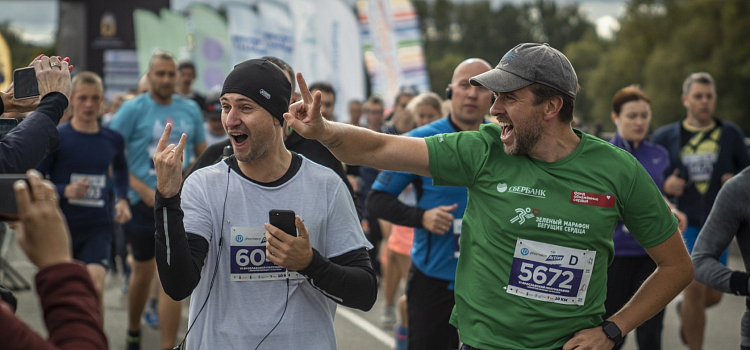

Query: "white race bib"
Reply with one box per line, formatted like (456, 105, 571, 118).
(506, 238, 595, 306)
(229, 227, 304, 281)
(68, 173, 106, 208)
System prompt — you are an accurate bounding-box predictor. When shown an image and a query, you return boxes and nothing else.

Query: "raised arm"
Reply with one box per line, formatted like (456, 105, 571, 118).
(284, 73, 430, 177)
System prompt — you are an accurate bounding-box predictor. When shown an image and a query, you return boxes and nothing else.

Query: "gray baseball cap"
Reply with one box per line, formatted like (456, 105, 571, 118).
(470, 43, 578, 99)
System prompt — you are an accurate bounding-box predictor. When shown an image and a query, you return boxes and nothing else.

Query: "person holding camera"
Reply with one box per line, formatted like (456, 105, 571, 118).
(0, 55, 72, 173)
(152, 59, 376, 349)
(0, 170, 107, 350)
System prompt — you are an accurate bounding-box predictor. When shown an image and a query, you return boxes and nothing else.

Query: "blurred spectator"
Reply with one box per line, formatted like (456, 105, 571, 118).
(653, 72, 750, 349)
(384, 90, 416, 123)
(0, 170, 107, 350)
(309, 81, 336, 121)
(202, 88, 227, 146)
(348, 99, 362, 126)
(176, 61, 206, 113)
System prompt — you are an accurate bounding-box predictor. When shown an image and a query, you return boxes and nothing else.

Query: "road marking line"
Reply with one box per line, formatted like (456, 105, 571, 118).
(337, 307, 395, 349)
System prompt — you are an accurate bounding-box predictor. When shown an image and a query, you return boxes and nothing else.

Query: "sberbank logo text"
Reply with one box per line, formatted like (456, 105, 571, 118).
(497, 183, 546, 199)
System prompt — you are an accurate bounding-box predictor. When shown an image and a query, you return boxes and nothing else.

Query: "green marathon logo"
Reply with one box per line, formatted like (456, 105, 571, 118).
(510, 207, 589, 235)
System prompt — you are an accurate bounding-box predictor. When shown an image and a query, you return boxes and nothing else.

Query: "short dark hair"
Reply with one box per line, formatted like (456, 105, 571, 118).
(309, 82, 336, 103)
(178, 60, 196, 72)
(261, 56, 295, 89)
(529, 83, 576, 124)
(393, 90, 416, 107)
(612, 85, 650, 115)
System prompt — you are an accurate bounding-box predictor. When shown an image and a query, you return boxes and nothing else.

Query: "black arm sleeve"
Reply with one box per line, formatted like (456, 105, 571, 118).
(299, 247, 377, 311)
(366, 189, 425, 227)
(0, 93, 67, 173)
(154, 191, 209, 301)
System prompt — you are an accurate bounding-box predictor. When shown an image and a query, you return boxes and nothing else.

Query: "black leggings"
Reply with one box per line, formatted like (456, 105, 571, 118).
(604, 255, 665, 350)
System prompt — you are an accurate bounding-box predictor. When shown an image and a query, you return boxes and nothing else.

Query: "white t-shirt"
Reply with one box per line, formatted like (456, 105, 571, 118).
(181, 157, 371, 349)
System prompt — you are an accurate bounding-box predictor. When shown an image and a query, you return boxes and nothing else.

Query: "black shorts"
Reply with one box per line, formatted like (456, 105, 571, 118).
(406, 266, 459, 350)
(124, 202, 156, 262)
(70, 223, 113, 269)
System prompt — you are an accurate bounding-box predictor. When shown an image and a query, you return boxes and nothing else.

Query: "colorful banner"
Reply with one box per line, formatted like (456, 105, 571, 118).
(226, 2, 264, 65)
(357, 0, 430, 109)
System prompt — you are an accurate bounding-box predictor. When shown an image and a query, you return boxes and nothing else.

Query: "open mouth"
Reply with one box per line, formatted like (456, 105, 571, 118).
(498, 121, 514, 141)
(229, 132, 248, 145)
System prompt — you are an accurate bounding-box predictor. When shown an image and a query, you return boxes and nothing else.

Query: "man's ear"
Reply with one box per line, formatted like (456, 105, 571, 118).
(542, 96, 564, 121)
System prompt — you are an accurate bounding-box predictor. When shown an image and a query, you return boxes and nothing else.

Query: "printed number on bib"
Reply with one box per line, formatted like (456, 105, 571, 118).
(230, 227, 303, 281)
(506, 238, 595, 306)
(68, 173, 106, 208)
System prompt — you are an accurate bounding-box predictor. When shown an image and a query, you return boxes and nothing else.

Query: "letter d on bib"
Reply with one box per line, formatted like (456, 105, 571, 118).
(569, 255, 578, 265)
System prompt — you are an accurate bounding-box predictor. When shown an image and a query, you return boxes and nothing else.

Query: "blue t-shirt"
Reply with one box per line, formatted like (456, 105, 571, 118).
(37, 122, 129, 229)
(609, 133, 670, 256)
(371, 117, 468, 287)
(109, 93, 205, 204)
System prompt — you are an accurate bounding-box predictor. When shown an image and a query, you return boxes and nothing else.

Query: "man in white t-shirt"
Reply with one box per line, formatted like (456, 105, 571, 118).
(152, 58, 376, 350)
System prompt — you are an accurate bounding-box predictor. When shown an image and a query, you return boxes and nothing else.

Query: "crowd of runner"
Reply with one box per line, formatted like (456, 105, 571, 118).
(0, 42, 749, 350)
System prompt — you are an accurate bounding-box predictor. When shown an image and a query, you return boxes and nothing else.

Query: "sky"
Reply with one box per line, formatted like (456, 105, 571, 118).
(0, 0, 625, 45)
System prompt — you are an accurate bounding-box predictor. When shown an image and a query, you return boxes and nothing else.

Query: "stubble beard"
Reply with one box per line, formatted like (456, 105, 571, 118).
(504, 111, 543, 156)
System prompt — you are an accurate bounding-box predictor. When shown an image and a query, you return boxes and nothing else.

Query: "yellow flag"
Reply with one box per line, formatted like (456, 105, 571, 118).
(0, 32, 11, 92)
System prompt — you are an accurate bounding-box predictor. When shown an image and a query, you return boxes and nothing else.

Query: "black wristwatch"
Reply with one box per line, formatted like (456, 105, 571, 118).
(600, 320, 623, 345)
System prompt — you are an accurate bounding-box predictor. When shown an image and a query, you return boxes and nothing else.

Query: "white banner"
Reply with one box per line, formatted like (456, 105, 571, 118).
(226, 2, 264, 66)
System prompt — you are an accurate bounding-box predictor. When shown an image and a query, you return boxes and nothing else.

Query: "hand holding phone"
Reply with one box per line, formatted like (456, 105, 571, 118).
(265, 210, 314, 271)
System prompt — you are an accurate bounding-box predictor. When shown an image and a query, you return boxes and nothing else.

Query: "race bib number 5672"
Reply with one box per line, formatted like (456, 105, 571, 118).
(506, 238, 595, 306)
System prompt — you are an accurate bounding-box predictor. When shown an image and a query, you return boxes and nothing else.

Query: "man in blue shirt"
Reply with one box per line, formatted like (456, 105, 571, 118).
(366, 58, 494, 350)
(38, 71, 130, 311)
(110, 50, 206, 350)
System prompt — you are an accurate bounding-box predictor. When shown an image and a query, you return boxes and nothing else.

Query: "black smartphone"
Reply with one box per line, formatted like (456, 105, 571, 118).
(0, 174, 28, 220)
(13, 67, 39, 100)
(269, 209, 297, 237)
(0, 118, 19, 140)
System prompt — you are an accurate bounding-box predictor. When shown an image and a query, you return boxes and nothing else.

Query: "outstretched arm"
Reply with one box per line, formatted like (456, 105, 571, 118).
(284, 73, 430, 177)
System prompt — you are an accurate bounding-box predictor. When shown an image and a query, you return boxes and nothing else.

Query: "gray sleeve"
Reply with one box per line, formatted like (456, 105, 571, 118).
(692, 175, 749, 294)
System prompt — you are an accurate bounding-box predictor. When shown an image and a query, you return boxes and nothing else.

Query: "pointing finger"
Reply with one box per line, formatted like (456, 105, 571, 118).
(155, 123, 173, 153)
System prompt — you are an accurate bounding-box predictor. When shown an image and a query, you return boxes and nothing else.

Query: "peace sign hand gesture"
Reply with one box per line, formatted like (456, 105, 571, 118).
(283, 72, 331, 142)
(154, 123, 187, 198)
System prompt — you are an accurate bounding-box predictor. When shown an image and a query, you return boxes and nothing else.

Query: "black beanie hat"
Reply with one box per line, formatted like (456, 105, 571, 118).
(221, 59, 292, 125)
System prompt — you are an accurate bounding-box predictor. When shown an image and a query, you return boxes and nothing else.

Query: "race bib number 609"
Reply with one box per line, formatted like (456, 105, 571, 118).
(230, 227, 303, 281)
(506, 238, 595, 306)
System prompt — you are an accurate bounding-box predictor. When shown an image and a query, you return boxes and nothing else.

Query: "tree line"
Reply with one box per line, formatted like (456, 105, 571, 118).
(414, 0, 750, 135)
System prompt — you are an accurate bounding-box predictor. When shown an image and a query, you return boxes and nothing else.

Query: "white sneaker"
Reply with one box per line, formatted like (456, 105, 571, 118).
(381, 304, 397, 327)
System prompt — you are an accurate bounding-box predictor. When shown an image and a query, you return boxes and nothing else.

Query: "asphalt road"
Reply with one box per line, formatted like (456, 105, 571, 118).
(3, 238, 746, 350)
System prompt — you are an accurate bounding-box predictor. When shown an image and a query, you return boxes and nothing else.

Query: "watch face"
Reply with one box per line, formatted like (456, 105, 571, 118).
(603, 322, 620, 337)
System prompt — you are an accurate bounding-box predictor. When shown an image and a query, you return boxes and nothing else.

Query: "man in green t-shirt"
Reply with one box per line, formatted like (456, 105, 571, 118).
(286, 43, 693, 350)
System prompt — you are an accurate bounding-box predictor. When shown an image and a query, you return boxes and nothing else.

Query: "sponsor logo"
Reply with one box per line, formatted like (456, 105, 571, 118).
(509, 208, 589, 234)
(497, 183, 508, 193)
(260, 237, 267, 244)
(259, 89, 271, 99)
(546, 255, 564, 262)
(235, 235, 244, 243)
(570, 191, 616, 208)
(437, 134, 444, 143)
(521, 248, 529, 256)
(497, 183, 546, 198)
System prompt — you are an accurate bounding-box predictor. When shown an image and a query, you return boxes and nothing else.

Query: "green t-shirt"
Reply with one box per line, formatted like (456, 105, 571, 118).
(426, 125, 677, 350)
